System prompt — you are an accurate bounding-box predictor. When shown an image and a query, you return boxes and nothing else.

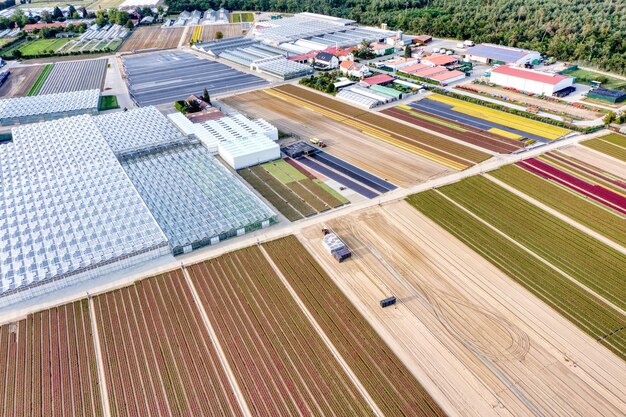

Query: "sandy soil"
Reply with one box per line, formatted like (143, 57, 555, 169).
(298, 201, 626, 417)
(0, 65, 43, 98)
(223, 90, 452, 187)
(467, 83, 602, 120)
(559, 144, 626, 180)
(119, 27, 185, 52)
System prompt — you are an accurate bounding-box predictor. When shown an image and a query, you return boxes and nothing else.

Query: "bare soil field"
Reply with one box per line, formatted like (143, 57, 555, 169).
(119, 27, 185, 52)
(559, 144, 626, 180)
(298, 202, 626, 417)
(223, 90, 452, 187)
(0, 65, 43, 98)
(186, 24, 244, 43)
(466, 83, 603, 120)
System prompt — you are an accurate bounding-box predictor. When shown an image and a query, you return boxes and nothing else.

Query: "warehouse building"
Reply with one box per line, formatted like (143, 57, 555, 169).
(0, 89, 99, 125)
(0, 115, 170, 305)
(490, 66, 574, 96)
(587, 88, 626, 104)
(466, 43, 541, 66)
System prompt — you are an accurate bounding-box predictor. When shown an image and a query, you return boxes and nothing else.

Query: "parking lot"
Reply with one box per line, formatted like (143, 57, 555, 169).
(123, 51, 268, 106)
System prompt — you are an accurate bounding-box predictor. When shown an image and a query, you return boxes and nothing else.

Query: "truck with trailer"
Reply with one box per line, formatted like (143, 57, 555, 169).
(321, 227, 351, 262)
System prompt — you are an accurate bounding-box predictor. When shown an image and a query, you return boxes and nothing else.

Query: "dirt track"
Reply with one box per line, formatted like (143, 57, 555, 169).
(0, 66, 43, 98)
(223, 90, 452, 187)
(298, 202, 626, 417)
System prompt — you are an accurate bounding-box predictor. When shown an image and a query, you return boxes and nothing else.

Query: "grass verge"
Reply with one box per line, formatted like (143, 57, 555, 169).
(27, 63, 53, 96)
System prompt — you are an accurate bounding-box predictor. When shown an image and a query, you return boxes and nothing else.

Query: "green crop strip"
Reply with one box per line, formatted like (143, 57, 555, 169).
(27, 64, 54, 96)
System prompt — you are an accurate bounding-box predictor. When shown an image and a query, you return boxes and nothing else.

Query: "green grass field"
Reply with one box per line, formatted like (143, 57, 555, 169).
(566, 68, 626, 90)
(231, 12, 254, 23)
(406, 189, 626, 361)
(581, 134, 626, 162)
(489, 165, 626, 246)
(98, 95, 119, 111)
(262, 159, 307, 183)
(19, 38, 72, 56)
(27, 63, 53, 96)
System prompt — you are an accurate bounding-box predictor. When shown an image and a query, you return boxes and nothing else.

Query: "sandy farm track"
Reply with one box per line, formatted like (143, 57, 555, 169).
(223, 90, 452, 187)
(119, 26, 185, 52)
(0, 65, 43, 98)
(559, 144, 626, 180)
(298, 201, 626, 417)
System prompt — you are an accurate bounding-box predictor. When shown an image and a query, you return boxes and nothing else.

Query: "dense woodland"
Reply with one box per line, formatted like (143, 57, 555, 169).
(165, 0, 626, 75)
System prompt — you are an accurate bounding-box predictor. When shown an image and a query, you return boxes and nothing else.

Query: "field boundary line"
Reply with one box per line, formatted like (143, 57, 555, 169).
(578, 142, 626, 166)
(258, 244, 386, 417)
(87, 296, 112, 417)
(484, 174, 626, 255)
(181, 266, 253, 417)
(433, 189, 626, 318)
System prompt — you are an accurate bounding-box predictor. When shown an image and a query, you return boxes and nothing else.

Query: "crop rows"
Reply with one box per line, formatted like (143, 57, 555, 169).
(490, 165, 626, 246)
(438, 176, 626, 311)
(428, 94, 570, 140)
(263, 236, 447, 417)
(0, 300, 103, 416)
(39, 58, 107, 95)
(187, 247, 376, 416)
(406, 190, 626, 360)
(518, 153, 626, 215)
(239, 161, 344, 222)
(381, 105, 524, 154)
(581, 133, 626, 162)
(93, 270, 243, 417)
(272, 85, 490, 170)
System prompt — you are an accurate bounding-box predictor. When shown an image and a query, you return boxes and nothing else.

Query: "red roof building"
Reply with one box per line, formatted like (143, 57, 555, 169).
(490, 65, 574, 96)
(24, 22, 68, 31)
(421, 54, 459, 67)
(361, 74, 394, 86)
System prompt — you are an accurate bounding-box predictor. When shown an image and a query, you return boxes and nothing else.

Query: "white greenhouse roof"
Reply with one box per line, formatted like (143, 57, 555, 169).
(167, 112, 219, 153)
(0, 115, 168, 298)
(94, 106, 186, 153)
(122, 142, 276, 254)
(218, 133, 279, 158)
(336, 89, 380, 108)
(0, 89, 99, 121)
(200, 114, 276, 142)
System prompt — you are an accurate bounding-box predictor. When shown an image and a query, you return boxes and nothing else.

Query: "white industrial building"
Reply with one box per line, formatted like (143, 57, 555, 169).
(218, 134, 280, 170)
(466, 43, 541, 66)
(0, 115, 170, 305)
(0, 89, 99, 125)
(490, 66, 574, 96)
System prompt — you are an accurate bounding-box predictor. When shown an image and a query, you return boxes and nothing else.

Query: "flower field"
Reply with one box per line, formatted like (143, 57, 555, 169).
(381, 105, 524, 154)
(0, 300, 103, 416)
(426, 94, 570, 140)
(263, 236, 447, 417)
(187, 247, 377, 416)
(517, 151, 626, 216)
(406, 190, 626, 361)
(238, 159, 346, 221)
(491, 164, 626, 245)
(581, 133, 626, 162)
(268, 85, 490, 170)
(93, 270, 243, 417)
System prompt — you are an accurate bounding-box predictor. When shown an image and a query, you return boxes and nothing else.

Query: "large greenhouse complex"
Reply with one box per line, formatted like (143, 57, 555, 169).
(0, 106, 278, 304)
(0, 89, 100, 125)
(0, 115, 170, 304)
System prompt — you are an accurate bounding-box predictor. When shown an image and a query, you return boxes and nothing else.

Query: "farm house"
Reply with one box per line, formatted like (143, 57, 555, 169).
(0, 89, 100, 125)
(490, 66, 574, 96)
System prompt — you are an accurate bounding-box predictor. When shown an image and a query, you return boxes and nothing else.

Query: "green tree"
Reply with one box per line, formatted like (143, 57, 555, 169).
(215, 31, 223, 39)
(9, 9, 28, 28)
(68, 5, 76, 17)
(52, 6, 63, 20)
(603, 111, 616, 125)
(403, 44, 411, 58)
(40, 10, 52, 23)
(202, 88, 211, 104)
(95, 9, 107, 27)
(126, 19, 134, 29)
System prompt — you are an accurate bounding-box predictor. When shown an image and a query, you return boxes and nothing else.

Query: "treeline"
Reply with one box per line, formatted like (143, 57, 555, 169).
(164, 0, 626, 75)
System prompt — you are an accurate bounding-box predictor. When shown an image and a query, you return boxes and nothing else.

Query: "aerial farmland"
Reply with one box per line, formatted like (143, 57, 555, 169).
(0, 7, 625, 417)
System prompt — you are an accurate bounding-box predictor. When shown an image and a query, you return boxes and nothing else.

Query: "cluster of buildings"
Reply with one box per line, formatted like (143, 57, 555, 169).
(164, 8, 229, 27)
